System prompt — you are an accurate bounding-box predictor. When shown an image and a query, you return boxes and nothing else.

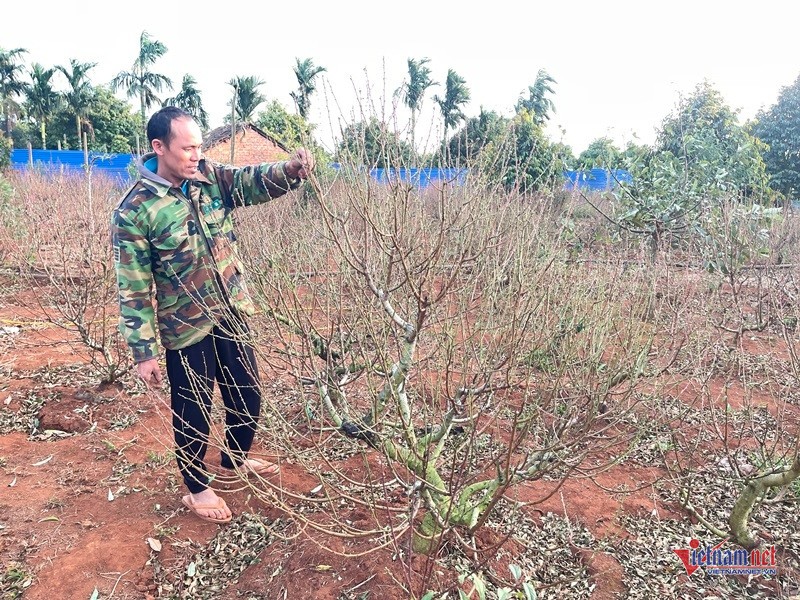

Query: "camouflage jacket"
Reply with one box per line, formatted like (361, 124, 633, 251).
(112, 153, 300, 363)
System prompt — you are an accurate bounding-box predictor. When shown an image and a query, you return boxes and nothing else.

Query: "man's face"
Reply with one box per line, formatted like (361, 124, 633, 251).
(153, 116, 203, 186)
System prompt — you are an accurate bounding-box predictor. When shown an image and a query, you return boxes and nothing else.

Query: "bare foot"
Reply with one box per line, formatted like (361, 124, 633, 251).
(239, 458, 280, 476)
(182, 489, 232, 523)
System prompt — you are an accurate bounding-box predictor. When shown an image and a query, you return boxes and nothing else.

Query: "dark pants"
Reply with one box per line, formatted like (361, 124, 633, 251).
(165, 319, 261, 494)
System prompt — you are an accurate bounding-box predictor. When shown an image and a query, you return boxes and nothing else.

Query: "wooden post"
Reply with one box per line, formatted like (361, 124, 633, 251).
(83, 132, 88, 169)
(27, 142, 32, 166)
(57, 140, 61, 151)
(230, 83, 238, 165)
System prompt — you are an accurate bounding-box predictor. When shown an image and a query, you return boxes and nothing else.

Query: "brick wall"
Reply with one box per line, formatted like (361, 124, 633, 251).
(203, 129, 290, 166)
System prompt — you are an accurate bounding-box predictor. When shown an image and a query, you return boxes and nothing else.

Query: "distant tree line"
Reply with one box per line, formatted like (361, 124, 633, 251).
(2, 33, 800, 201)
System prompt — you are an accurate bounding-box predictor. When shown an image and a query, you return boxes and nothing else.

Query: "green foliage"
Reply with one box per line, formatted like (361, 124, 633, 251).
(164, 74, 209, 130)
(616, 150, 687, 225)
(84, 86, 140, 153)
(434, 69, 470, 138)
(335, 117, 415, 168)
(228, 75, 266, 123)
(290, 57, 326, 120)
(398, 57, 437, 115)
(516, 68, 557, 126)
(56, 58, 96, 149)
(256, 100, 314, 149)
(0, 171, 13, 209)
(255, 100, 333, 202)
(111, 30, 172, 134)
(0, 133, 10, 169)
(18, 86, 139, 153)
(620, 140, 652, 169)
(0, 47, 29, 138)
(24, 62, 62, 149)
(1, 562, 32, 597)
(655, 81, 768, 199)
(479, 110, 562, 194)
(577, 136, 622, 169)
(552, 141, 576, 169)
(9, 119, 32, 148)
(696, 201, 781, 276)
(46, 109, 78, 150)
(447, 108, 508, 165)
(750, 73, 800, 199)
(397, 57, 438, 156)
(613, 82, 770, 257)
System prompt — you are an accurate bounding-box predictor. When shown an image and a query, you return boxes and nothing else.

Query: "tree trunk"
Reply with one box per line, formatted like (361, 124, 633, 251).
(4, 101, 11, 137)
(729, 457, 800, 548)
(412, 511, 444, 554)
(140, 91, 146, 141)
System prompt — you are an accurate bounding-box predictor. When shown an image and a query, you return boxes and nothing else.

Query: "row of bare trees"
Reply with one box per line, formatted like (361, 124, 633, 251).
(0, 144, 798, 595)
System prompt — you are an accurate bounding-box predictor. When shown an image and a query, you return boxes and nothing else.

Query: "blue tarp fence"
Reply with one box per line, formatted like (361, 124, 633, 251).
(330, 163, 469, 188)
(9, 150, 632, 192)
(563, 168, 632, 192)
(10, 149, 134, 182)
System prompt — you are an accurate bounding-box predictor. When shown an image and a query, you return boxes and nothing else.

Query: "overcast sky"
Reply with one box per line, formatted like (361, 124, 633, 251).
(6, 1, 800, 155)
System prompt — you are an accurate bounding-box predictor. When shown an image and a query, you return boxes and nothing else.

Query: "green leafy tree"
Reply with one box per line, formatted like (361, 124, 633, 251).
(434, 69, 470, 153)
(336, 117, 414, 169)
(8, 118, 33, 148)
(56, 58, 96, 149)
(613, 82, 769, 259)
(228, 75, 266, 123)
(290, 58, 326, 120)
(516, 69, 557, 126)
(111, 31, 172, 136)
(0, 47, 28, 137)
(552, 141, 577, 170)
(397, 57, 437, 157)
(257, 100, 333, 202)
(656, 81, 767, 198)
(620, 140, 652, 169)
(750, 73, 800, 199)
(0, 133, 11, 169)
(474, 110, 561, 193)
(577, 137, 623, 169)
(164, 74, 209, 130)
(24, 63, 61, 149)
(502, 110, 561, 193)
(256, 99, 312, 148)
(85, 86, 140, 153)
(447, 108, 508, 164)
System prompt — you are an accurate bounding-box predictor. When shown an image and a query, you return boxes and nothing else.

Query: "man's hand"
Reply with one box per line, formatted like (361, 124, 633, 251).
(136, 358, 163, 389)
(285, 148, 315, 180)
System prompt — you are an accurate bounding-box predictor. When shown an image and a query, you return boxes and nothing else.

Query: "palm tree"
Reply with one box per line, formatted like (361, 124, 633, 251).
(516, 69, 557, 125)
(111, 31, 172, 136)
(228, 75, 266, 123)
(290, 58, 326, 120)
(434, 69, 470, 153)
(56, 58, 96, 148)
(25, 63, 61, 149)
(397, 57, 437, 156)
(0, 47, 29, 137)
(164, 74, 209, 130)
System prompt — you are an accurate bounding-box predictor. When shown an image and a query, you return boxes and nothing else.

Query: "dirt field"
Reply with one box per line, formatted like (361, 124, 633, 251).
(0, 264, 798, 600)
(0, 167, 799, 599)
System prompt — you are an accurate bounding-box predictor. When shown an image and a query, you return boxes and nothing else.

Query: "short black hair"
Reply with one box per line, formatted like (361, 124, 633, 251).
(147, 106, 193, 145)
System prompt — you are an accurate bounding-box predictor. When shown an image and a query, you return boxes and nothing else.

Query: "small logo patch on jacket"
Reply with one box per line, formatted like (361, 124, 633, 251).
(202, 198, 223, 215)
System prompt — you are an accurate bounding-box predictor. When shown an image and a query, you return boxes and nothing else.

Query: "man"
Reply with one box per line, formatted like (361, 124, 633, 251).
(112, 106, 313, 523)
